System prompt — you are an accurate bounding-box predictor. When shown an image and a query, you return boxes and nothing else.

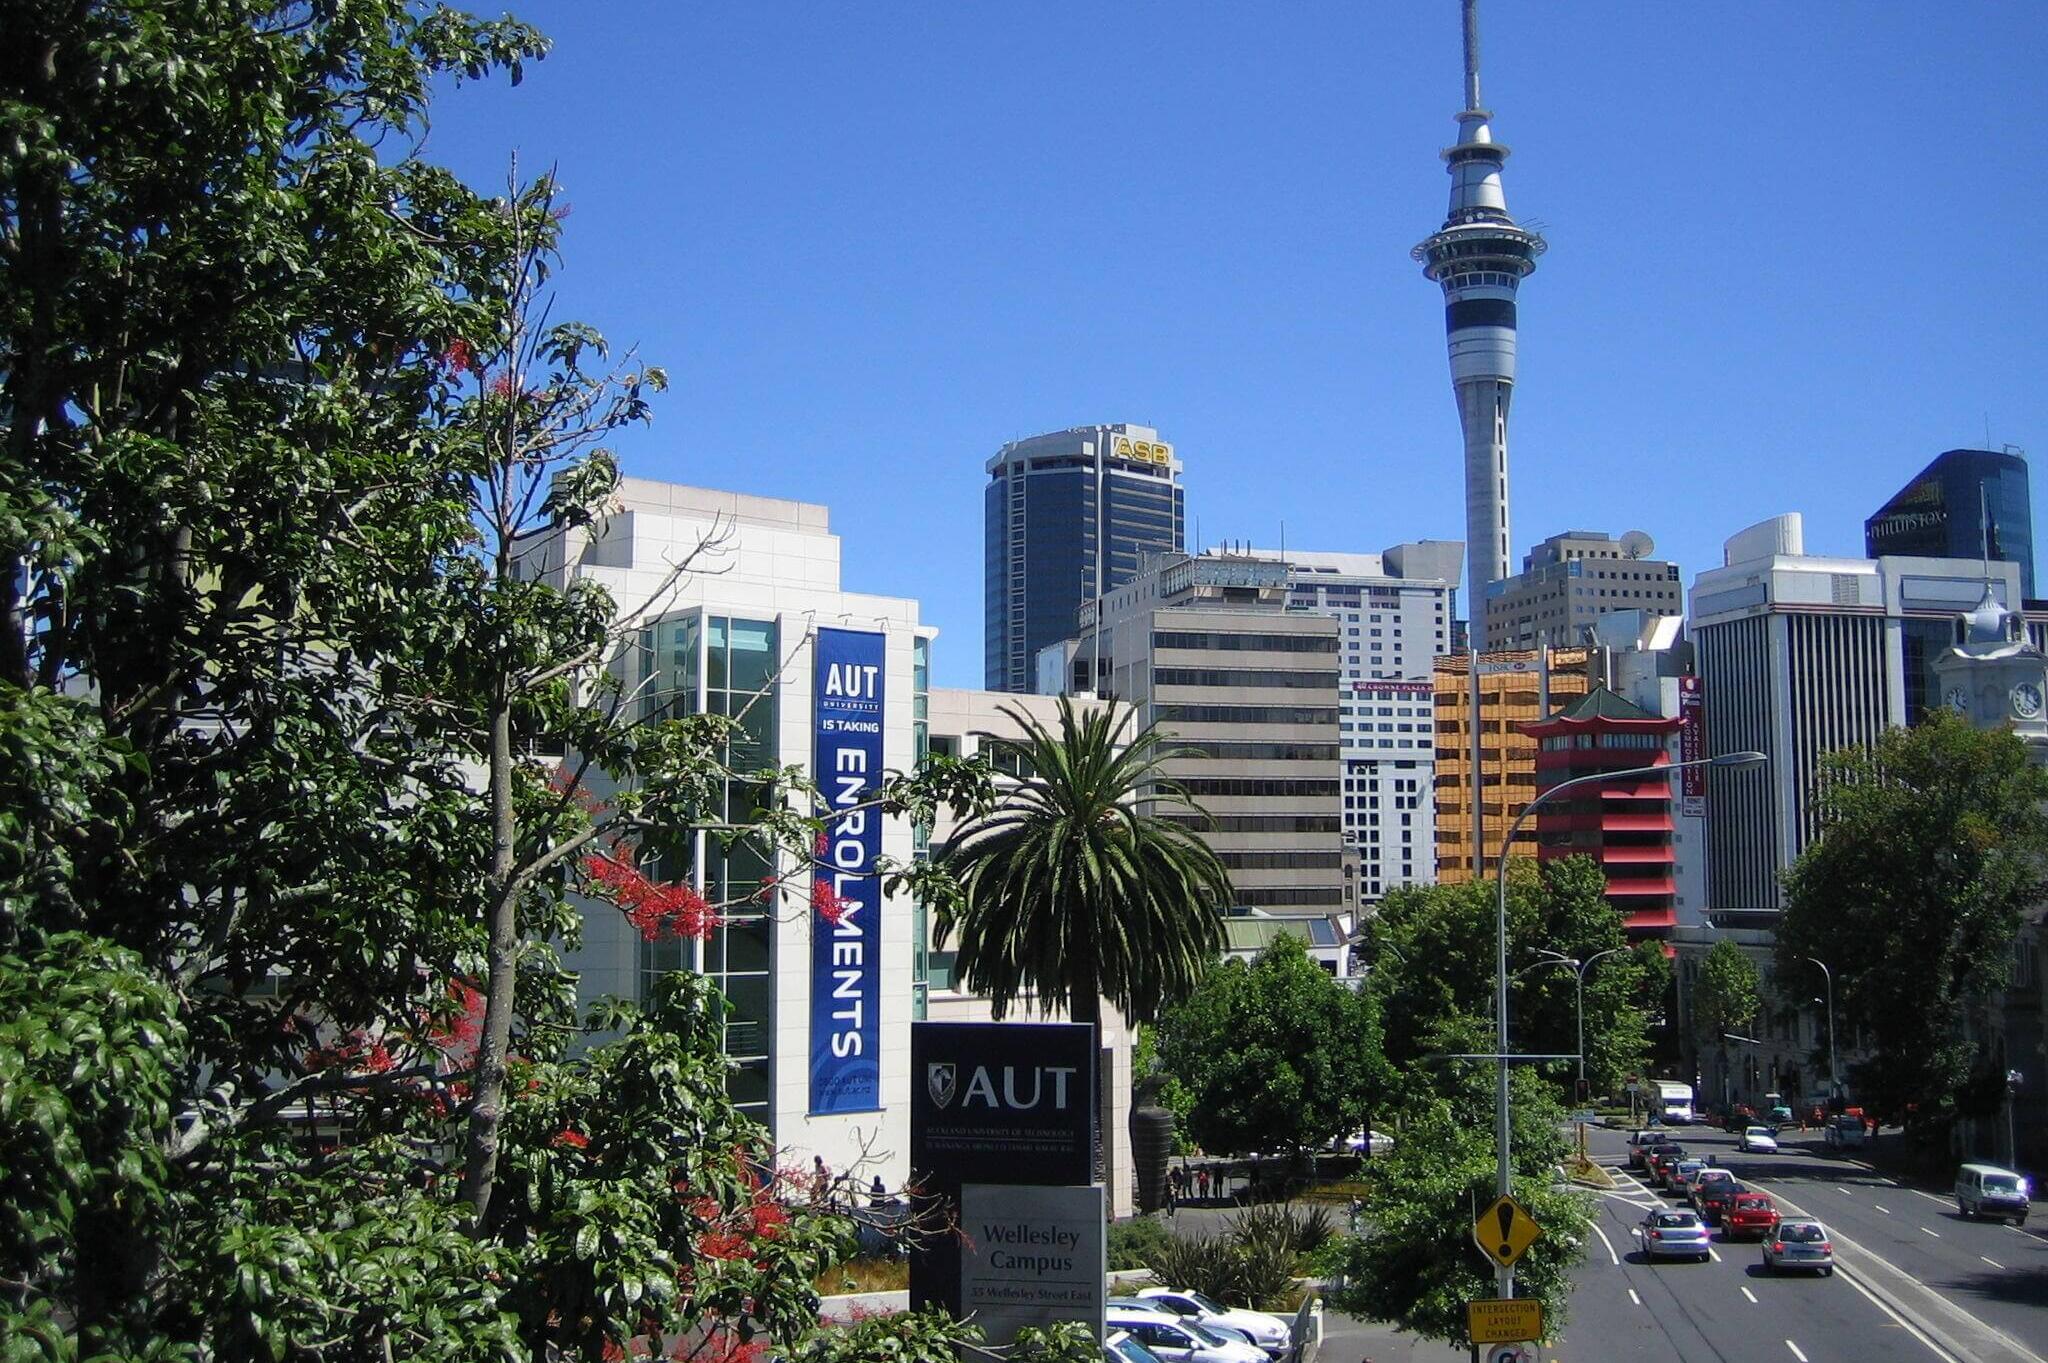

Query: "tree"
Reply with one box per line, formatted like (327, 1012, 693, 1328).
(1, 5, 986, 1358)
(1155, 935, 1390, 1158)
(1779, 712, 2048, 1129)
(1691, 940, 1761, 1045)
(935, 697, 1232, 1030)
(1324, 1067, 1590, 1346)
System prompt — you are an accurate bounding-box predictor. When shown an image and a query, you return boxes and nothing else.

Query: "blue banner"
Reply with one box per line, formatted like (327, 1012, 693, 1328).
(810, 627, 886, 1114)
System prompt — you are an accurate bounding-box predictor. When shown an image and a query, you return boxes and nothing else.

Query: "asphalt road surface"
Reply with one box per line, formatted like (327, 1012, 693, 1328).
(1551, 1122, 2046, 1363)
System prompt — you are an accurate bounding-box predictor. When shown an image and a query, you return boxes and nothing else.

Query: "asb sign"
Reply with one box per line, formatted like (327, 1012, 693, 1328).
(1110, 435, 1172, 466)
(809, 628, 885, 1115)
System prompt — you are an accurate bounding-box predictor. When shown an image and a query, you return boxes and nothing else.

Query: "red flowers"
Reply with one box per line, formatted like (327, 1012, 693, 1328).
(440, 338, 481, 376)
(810, 879, 846, 925)
(552, 1128, 590, 1151)
(585, 851, 719, 941)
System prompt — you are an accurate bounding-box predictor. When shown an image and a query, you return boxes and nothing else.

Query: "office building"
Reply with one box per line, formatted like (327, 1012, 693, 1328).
(1412, 0, 1547, 643)
(1278, 543, 1462, 904)
(1689, 513, 2024, 919)
(1865, 448, 2034, 599)
(984, 423, 1185, 693)
(1046, 550, 1347, 916)
(1482, 529, 1683, 651)
(1432, 645, 1591, 884)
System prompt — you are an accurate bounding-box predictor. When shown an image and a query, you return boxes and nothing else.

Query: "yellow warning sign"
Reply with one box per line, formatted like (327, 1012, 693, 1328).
(1467, 1297, 1544, 1344)
(1471, 1194, 1542, 1269)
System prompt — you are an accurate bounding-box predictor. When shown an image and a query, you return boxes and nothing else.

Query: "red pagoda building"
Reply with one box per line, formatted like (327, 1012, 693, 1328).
(1520, 687, 1682, 941)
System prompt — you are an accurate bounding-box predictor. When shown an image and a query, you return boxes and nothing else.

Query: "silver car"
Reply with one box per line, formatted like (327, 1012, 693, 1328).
(1638, 1207, 1712, 1262)
(1761, 1218, 1835, 1275)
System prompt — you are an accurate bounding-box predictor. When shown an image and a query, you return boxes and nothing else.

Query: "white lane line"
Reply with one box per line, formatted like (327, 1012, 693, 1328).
(1838, 1186, 1853, 1195)
(1911, 1188, 1950, 1206)
(1919, 1226, 1942, 1238)
(1708, 1246, 1722, 1262)
(1787, 1341, 1809, 1363)
(1591, 1221, 1620, 1266)
(1875, 1204, 1891, 1214)
(1628, 1288, 1641, 1306)
(1741, 1286, 1758, 1304)
(1981, 1255, 2005, 1269)
(1838, 1268, 1961, 1363)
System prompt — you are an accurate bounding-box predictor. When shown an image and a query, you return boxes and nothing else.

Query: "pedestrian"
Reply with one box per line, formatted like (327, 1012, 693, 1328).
(1197, 1166, 1211, 1201)
(869, 1175, 889, 1205)
(811, 1154, 830, 1204)
(1167, 1165, 1183, 1213)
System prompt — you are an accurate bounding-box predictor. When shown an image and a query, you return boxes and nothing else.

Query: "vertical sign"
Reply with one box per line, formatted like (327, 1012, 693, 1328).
(1678, 675, 1706, 818)
(810, 628, 884, 1115)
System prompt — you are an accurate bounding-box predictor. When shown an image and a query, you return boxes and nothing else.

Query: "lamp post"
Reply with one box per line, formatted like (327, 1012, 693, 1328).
(1535, 945, 1629, 1094)
(1488, 748, 1764, 1299)
(1804, 956, 1838, 1104)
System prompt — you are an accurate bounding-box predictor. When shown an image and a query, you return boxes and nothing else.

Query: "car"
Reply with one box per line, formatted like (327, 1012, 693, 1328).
(1723, 1191, 1781, 1240)
(1637, 1207, 1712, 1262)
(1692, 1171, 1741, 1223)
(1766, 1104, 1795, 1129)
(1721, 1103, 1758, 1133)
(1823, 1114, 1870, 1151)
(1331, 1129, 1395, 1158)
(1738, 1125, 1780, 1154)
(1955, 1163, 2032, 1225)
(1106, 1330, 1167, 1363)
(1644, 1143, 1685, 1184)
(1625, 1130, 1664, 1168)
(1105, 1308, 1268, 1363)
(1667, 1158, 1708, 1197)
(1136, 1288, 1291, 1359)
(1761, 1218, 1835, 1275)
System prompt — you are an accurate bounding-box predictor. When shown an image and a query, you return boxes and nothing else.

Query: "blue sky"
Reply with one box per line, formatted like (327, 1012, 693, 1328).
(426, 2, 2047, 688)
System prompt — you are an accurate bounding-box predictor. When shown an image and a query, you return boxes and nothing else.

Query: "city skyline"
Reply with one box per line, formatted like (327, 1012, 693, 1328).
(421, 3, 2048, 687)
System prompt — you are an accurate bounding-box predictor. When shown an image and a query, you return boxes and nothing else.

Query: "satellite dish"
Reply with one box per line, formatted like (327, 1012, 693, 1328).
(1619, 530, 1655, 560)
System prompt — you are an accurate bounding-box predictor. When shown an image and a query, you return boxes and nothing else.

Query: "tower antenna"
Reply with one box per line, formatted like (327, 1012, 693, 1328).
(1462, 0, 1482, 111)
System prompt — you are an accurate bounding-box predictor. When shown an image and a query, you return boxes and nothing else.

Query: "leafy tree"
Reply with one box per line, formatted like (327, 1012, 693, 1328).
(936, 697, 1232, 1030)
(0, 4, 986, 1358)
(1324, 1068, 1589, 1346)
(1691, 939, 1761, 1044)
(1779, 712, 2048, 1128)
(1156, 934, 1390, 1156)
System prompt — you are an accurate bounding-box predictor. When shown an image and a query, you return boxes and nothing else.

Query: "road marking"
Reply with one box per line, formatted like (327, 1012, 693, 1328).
(1920, 1226, 1941, 1238)
(1838, 1268, 1962, 1363)
(1874, 1204, 1891, 1214)
(1708, 1246, 1722, 1262)
(1628, 1288, 1641, 1306)
(1838, 1186, 1853, 1195)
(1981, 1256, 2005, 1269)
(1741, 1286, 1758, 1303)
(1786, 1341, 1809, 1363)
(1591, 1221, 1619, 1266)
(1911, 1188, 1949, 1206)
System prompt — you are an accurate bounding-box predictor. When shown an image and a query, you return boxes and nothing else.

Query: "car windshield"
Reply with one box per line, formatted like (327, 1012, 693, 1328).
(1182, 1320, 1234, 1347)
(1735, 1196, 1771, 1209)
(1746, 1127, 1773, 1136)
(1187, 1292, 1228, 1314)
(1779, 1223, 1826, 1243)
(1653, 1212, 1698, 1228)
(1984, 1175, 2023, 1193)
(1112, 1336, 1166, 1363)
(1699, 1170, 1732, 1184)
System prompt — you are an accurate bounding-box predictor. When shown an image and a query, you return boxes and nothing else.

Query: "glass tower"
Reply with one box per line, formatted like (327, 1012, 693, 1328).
(1866, 448, 2035, 599)
(984, 423, 1185, 692)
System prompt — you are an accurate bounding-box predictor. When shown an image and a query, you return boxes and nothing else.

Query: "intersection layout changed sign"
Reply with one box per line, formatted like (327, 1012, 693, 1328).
(1467, 1297, 1543, 1345)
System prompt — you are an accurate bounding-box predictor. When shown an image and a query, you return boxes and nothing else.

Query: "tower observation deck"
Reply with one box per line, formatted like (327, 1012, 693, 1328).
(1412, 0, 1545, 649)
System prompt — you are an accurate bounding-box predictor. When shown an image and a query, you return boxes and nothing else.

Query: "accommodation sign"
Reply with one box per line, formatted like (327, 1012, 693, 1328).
(809, 627, 884, 1114)
(1678, 675, 1706, 818)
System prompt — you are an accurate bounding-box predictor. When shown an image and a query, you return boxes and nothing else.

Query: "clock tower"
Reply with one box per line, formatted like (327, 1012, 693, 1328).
(1931, 587, 2048, 756)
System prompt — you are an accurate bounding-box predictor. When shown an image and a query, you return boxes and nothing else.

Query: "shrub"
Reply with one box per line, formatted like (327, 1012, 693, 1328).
(1150, 1230, 1297, 1311)
(1226, 1201, 1335, 1258)
(1108, 1214, 1174, 1270)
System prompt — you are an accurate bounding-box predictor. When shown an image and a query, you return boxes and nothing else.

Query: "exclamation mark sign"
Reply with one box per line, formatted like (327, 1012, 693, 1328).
(1497, 1201, 1516, 1259)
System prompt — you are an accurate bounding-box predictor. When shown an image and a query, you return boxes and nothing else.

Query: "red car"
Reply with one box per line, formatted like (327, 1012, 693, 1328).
(1723, 1192, 1781, 1241)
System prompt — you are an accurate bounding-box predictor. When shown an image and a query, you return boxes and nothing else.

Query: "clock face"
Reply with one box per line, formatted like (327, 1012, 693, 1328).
(2013, 683, 2044, 720)
(1944, 687, 1970, 713)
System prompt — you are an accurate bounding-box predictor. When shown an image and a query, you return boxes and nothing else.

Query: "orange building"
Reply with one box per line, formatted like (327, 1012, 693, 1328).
(1432, 646, 1591, 884)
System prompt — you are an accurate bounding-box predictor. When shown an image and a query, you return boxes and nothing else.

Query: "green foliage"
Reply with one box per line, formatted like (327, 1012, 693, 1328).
(1008, 1321, 1106, 1362)
(1691, 940, 1761, 1044)
(1324, 1070, 1589, 1345)
(1780, 712, 2048, 1125)
(800, 1308, 970, 1362)
(1131, 1025, 1196, 1151)
(1226, 1202, 1335, 1258)
(1106, 1215, 1174, 1271)
(1158, 934, 1388, 1157)
(1149, 1230, 1297, 1313)
(937, 697, 1232, 1028)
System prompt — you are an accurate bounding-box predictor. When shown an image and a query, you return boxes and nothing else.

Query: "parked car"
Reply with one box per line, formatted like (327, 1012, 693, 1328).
(1761, 1218, 1835, 1275)
(1738, 1125, 1780, 1154)
(1105, 1308, 1267, 1363)
(1693, 1171, 1742, 1223)
(1723, 1192, 1782, 1240)
(1107, 1331, 1167, 1363)
(1136, 1289, 1291, 1359)
(1822, 1114, 1869, 1151)
(1331, 1129, 1395, 1158)
(1637, 1207, 1712, 1262)
(1721, 1103, 1758, 1133)
(1955, 1163, 2032, 1225)
(1668, 1158, 1708, 1197)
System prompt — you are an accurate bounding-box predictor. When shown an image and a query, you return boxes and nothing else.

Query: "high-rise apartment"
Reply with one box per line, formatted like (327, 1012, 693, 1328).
(1865, 448, 2035, 599)
(1413, 0, 1546, 645)
(1278, 543, 1461, 904)
(1482, 529, 1683, 651)
(984, 423, 1185, 692)
(1432, 645, 1591, 884)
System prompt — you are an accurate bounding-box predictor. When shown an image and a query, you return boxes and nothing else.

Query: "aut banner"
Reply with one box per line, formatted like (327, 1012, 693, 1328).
(810, 627, 885, 1115)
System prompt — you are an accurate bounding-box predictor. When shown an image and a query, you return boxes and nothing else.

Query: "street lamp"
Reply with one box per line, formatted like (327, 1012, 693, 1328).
(1534, 945, 1629, 1094)
(1488, 748, 1765, 1299)
(1804, 956, 1838, 1104)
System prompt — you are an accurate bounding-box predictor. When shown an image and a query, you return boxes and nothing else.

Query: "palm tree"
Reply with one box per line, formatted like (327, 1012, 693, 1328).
(935, 696, 1233, 1031)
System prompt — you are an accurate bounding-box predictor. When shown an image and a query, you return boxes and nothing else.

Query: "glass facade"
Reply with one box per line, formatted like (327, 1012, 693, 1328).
(1865, 449, 2034, 599)
(636, 611, 779, 1126)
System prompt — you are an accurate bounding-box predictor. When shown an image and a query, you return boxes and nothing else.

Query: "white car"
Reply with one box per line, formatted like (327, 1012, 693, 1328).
(1332, 1128, 1395, 1156)
(1105, 1308, 1267, 1363)
(1738, 1125, 1780, 1153)
(1137, 1288, 1291, 1359)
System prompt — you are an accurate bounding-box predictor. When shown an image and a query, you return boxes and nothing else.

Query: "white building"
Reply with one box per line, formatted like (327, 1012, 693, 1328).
(1276, 543, 1462, 905)
(1689, 513, 2025, 920)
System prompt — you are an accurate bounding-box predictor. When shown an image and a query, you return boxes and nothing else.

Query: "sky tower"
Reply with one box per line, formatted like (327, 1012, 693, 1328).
(1413, 0, 1545, 649)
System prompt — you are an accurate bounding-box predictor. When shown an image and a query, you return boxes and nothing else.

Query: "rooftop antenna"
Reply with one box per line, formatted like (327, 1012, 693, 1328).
(1461, 0, 1482, 111)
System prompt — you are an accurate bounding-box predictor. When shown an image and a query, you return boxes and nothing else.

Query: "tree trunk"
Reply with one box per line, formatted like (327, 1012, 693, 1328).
(461, 695, 521, 1227)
